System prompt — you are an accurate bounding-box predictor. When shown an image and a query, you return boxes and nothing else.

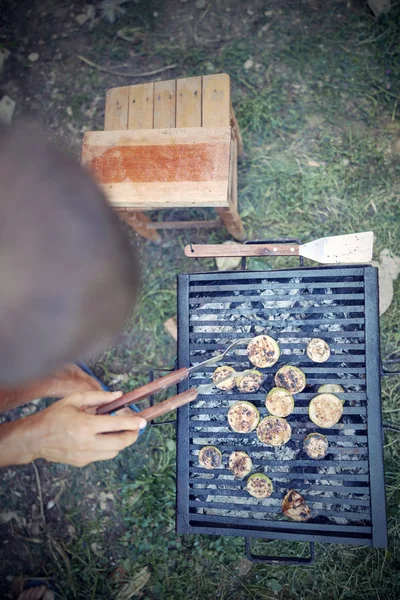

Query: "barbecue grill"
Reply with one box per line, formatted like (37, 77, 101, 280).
(175, 241, 388, 564)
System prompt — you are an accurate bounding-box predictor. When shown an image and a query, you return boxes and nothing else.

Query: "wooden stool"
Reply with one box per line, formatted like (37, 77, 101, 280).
(81, 73, 245, 242)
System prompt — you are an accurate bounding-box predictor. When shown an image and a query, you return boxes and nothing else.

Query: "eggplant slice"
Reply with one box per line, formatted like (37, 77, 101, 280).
(265, 387, 294, 418)
(198, 446, 222, 469)
(282, 490, 311, 522)
(318, 383, 344, 395)
(247, 335, 280, 368)
(236, 370, 263, 393)
(303, 432, 329, 460)
(309, 393, 343, 428)
(228, 451, 252, 478)
(257, 416, 292, 447)
(274, 365, 306, 394)
(228, 401, 260, 433)
(306, 338, 331, 363)
(212, 365, 236, 391)
(246, 473, 273, 498)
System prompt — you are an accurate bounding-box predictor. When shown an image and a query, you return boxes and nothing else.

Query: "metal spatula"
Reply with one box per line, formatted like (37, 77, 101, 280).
(184, 232, 374, 264)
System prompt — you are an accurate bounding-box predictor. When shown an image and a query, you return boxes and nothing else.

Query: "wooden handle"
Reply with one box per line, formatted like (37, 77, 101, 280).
(184, 243, 300, 258)
(139, 388, 199, 421)
(96, 367, 190, 414)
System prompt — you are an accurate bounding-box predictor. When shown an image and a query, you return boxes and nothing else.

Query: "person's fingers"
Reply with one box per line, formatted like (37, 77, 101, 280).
(18, 586, 47, 600)
(93, 414, 147, 434)
(115, 406, 137, 417)
(96, 429, 140, 451)
(66, 390, 123, 408)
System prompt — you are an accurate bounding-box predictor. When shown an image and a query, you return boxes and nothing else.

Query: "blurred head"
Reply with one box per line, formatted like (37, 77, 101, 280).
(0, 120, 140, 384)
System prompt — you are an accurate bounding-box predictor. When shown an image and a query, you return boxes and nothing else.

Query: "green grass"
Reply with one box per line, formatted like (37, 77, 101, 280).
(2, 1, 400, 599)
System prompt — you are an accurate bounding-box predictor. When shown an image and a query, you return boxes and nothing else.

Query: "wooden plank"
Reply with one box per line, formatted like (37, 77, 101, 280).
(202, 73, 230, 127)
(154, 79, 176, 128)
(117, 210, 161, 243)
(128, 82, 154, 129)
(104, 86, 129, 130)
(176, 76, 202, 127)
(102, 181, 229, 209)
(82, 127, 231, 209)
(230, 103, 244, 156)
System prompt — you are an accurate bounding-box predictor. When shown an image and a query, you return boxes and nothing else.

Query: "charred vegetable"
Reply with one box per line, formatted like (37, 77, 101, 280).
(303, 432, 329, 460)
(212, 365, 236, 391)
(275, 365, 306, 394)
(257, 416, 292, 447)
(247, 335, 280, 368)
(306, 338, 330, 363)
(282, 490, 311, 522)
(228, 401, 260, 433)
(265, 387, 294, 417)
(309, 393, 343, 428)
(236, 370, 263, 393)
(246, 473, 273, 498)
(228, 451, 252, 478)
(198, 446, 222, 469)
(318, 383, 344, 395)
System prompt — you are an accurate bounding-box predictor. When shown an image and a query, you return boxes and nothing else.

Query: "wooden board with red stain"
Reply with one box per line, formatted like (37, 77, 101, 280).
(82, 127, 231, 209)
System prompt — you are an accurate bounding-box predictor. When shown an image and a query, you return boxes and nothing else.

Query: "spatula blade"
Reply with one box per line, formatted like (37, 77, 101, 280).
(299, 232, 373, 264)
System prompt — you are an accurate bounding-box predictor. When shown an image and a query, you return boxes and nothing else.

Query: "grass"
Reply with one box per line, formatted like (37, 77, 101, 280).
(2, 1, 400, 598)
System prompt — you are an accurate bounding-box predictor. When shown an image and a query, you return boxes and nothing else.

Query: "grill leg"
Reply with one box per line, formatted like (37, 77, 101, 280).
(245, 538, 315, 565)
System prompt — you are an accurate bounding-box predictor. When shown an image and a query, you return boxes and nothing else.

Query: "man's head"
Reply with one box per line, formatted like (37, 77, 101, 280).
(0, 121, 139, 384)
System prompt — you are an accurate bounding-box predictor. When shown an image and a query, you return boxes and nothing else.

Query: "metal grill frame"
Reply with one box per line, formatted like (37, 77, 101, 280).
(176, 264, 387, 550)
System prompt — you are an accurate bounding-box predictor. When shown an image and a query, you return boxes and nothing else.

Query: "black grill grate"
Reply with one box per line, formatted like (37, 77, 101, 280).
(176, 265, 387, 548)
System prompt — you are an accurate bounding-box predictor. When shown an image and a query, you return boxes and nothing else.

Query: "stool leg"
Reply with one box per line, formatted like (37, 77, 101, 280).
(216, 206, 245, 241)
(230, 105, 244, 157)
(118, 211, 161, 244)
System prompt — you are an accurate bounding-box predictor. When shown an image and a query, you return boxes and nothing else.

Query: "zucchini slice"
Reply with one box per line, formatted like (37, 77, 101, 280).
(228, 451, 252, 478)
(318, 383, 344, 395)
(236, 369, 263, 393)
(303, 432, 329, 460)
(246, 473, 273, 498)
(265, 387, 294, 418)
(247, 335, 280, 368)
(274, 365, 306, 394)
(257, 416, 292, 447)
(306, 338, 330, 363)
(228, 401, 260, 433)
(282, 490, 311, 522)
(212, 365, 236, 391)
(198, 446, 222, 469)
(308, 393, 343, 428)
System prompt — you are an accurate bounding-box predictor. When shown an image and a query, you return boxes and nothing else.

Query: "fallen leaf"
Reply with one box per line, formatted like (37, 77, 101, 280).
(115, 567, 150, 600)
(90, 542, 104, 558)
(28, 52, 39, 62)
(99, 491, 115, 511)
(0, 95, 16, 124)
(307, 159, 321, 167)
(0, 511, 26, 528)
(215, 241, 242, 271)
(372, 249, 400, 315)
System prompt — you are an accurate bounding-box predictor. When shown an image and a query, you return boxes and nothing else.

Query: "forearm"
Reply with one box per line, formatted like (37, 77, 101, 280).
(0, 415, 40, 466)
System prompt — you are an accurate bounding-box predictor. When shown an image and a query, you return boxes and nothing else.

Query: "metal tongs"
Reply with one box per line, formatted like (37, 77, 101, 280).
(96, 338, 252, 418)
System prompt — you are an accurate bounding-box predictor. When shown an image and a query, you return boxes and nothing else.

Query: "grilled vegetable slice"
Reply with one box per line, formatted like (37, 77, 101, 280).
(228, 451, 252, 478)
(303, 432, 329, 460)
(228, 401, 260, 433)
(236, 370, 263, 393)
(309, 393, 343, 428)
(257, 416, 292, 446)
(306, 338, 330, 363)
(274, 365, 306, 394)
(198, 446, 222, 469)
(212, 365, 236, 391)
(246, 473, 273, 498)
(265, 387, 294, 418)
(318, 383, 344, 395)
(282, 490, 311, 522)
(247, 335, 280, 368)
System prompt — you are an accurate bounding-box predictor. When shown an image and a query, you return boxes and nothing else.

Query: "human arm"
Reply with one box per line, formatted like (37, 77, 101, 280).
(0, 390, 146, 467)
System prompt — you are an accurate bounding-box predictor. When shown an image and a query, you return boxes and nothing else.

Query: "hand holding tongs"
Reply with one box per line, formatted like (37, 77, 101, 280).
(96, 338, 252, 418)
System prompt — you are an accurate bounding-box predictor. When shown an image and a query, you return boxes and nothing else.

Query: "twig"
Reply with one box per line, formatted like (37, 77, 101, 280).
(32, 460, 46, 526)
(77, 55, 177, 78)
